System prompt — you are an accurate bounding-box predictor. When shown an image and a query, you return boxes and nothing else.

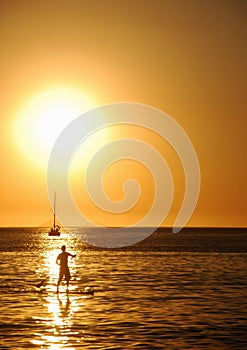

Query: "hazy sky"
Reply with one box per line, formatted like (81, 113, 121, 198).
(1, 0, 246, 227)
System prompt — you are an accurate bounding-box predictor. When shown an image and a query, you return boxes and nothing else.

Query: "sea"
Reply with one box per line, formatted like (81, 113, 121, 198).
(0, 227, 246, 349)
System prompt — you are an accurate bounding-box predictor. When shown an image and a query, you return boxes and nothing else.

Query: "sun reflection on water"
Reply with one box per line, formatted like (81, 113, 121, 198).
(35, 248, 84, 349)
(41, 292, 83, 350)
(47, 251, 59, 289)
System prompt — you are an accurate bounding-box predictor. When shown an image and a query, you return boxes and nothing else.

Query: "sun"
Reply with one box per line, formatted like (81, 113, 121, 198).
(14, 87, 95, 168)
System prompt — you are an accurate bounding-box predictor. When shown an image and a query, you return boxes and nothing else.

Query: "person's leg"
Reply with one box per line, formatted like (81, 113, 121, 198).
(65, 269, 71, 291)
(57, 272, 63, 292)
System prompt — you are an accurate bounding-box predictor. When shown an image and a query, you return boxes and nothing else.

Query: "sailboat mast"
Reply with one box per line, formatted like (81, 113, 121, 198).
(53, 191, 56, 229)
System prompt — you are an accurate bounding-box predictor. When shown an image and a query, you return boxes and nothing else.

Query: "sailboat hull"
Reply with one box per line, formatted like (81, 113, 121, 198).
(48, 228, 60, 236)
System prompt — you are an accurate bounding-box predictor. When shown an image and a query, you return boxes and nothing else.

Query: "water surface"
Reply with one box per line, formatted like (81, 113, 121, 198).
(0, 228, 246, 349)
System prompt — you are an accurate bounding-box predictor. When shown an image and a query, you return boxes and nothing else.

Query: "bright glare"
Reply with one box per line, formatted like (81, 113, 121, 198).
(14, 87, 95, 168)
(47, 250, 59, 279)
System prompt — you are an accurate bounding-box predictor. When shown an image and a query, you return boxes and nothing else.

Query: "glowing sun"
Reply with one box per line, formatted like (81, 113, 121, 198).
(14, 87, 94, 167)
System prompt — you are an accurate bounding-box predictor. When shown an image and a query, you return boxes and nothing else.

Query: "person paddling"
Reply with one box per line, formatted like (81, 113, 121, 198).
(56, 245, 76, 293)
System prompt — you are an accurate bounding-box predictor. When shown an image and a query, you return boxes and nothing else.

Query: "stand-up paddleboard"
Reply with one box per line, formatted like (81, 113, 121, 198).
(0, 284, 94, 296)
(34, 279, 94, 295)
(56, 287, 94, 295)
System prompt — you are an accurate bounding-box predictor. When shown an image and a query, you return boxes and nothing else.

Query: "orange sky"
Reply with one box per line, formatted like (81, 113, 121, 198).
(1, 0, 246, 227)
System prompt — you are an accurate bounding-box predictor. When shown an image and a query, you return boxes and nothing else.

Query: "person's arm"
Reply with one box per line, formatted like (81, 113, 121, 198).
(69, 253, 76, 258)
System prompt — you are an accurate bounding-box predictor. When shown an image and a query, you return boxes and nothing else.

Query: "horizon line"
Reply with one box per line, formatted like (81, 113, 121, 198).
(0, 225, 246, 229)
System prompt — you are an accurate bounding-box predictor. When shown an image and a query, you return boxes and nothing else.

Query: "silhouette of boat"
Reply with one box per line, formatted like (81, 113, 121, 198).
(49, 192, 60, 236)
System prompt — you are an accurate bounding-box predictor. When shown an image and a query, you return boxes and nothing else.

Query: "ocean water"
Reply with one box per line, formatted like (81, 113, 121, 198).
(0, 228, 246, 349)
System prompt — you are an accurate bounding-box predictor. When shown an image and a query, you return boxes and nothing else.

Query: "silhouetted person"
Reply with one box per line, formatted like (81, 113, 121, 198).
(56, 245, 76, 292)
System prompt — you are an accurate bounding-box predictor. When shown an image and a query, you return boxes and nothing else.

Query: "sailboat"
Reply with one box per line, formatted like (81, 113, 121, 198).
(48, 192, 60, 236)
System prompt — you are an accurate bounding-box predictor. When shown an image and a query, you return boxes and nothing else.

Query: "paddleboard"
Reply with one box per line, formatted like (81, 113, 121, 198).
(56, 287, 94, 295)
(0, 285, 94, 295)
